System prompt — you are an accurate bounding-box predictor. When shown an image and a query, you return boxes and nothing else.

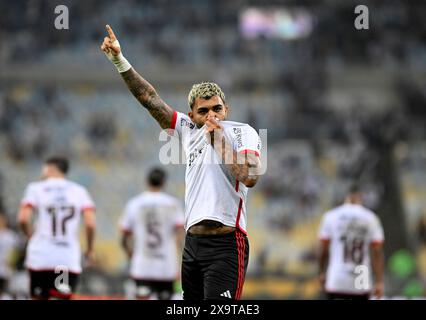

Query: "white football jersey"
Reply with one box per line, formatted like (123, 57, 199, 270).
(318, 203, 384, 294)
(120, 191, 184, 280)
(0, 228, 19, 278)
(170, 111, 261, 234)
(21, 178, 95, 273)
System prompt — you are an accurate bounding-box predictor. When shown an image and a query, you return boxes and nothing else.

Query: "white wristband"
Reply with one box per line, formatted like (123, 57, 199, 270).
(112, 52, 132, 73)
(104, 40, 132, 73)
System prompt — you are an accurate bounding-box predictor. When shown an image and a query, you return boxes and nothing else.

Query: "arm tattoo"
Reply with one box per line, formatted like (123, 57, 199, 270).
(120, 68, 174, 129)
(212, 132, 261, 187)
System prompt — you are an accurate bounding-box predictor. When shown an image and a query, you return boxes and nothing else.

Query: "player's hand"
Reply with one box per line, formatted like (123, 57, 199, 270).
(205, 115, 222, 133)
(100, 24, 121, 56)
(205, 115, 223, 145)
(372, 281, 384, 299)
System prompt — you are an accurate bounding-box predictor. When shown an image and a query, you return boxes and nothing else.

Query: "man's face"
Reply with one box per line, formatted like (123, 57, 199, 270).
(189, 95, 228, 128)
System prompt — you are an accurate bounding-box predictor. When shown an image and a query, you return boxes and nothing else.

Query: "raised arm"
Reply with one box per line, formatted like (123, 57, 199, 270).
(101, 25, 174, 129)
(120, 69, 174, 129)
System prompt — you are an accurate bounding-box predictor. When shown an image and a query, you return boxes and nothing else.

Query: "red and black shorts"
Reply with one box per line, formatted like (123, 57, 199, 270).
(0, 277, 7, 293)
(29, 269, 79, 300)
(181, 230, 249, 300)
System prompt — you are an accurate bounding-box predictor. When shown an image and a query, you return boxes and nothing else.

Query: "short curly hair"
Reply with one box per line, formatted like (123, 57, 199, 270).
(188, 82, 226, 109)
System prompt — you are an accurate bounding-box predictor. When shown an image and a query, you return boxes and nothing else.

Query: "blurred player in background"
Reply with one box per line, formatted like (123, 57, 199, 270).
(101, 25, 262, 300)
(318, 184, 385, 300)
(120, 167, 184, 300)
(0, 213, 19, 300)
(17, 156, 96, 300)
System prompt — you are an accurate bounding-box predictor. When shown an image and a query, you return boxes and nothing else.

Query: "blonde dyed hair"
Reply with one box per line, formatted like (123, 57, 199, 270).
(188, 82, 226, 109)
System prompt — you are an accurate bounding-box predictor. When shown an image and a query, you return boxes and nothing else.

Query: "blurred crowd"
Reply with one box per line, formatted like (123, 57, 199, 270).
(1, 0, 426, 69)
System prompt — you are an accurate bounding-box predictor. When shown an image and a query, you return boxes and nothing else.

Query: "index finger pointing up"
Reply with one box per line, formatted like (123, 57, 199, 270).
(106, 24, 117, 41)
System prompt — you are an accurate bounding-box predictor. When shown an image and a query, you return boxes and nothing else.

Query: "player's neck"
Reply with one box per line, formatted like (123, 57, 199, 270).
(344, 199, 362, 205)
(45, 174, 66, 180)
(148, 187, 162, 193)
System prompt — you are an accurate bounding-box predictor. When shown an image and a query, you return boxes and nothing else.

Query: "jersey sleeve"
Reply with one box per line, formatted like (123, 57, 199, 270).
(20, 183, 38, 209)
(370, 215, 384, 246)
(80, 188, 96, 212)
(120, 202, 135, 234)
(169, 111, 195, 141)
(318, 213, 332, 242)
(234, 126, 262, 157)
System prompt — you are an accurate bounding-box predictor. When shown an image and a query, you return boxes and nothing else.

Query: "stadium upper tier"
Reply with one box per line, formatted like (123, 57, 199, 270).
(1, 1, 426, 73)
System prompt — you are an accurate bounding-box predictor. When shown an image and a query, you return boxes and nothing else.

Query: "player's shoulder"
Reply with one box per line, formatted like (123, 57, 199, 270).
(63, 179, 90, 193)
(321, 204, 347, 223)
(159, 192, 181, 205)
(25, 179, 58, 192)
(223, 120, 256, 133)
(127, 193, 145, 207)
(25, 180, 42, 190)
(144, 191, 180, 206)
(357, 204, 375, 214)
(176, 111, 196, 130)
(358, 205, 380, 222)
(127, 191, 157, 206)
(323, 204, 345, 217)
(333, 203, 380, 223)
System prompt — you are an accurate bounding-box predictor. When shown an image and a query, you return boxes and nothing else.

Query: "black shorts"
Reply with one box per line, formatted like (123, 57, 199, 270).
(326, 292, 370, 300)
(182, 230, 249, 300)
(0, 277, 7, 293)
(133, 279, 174, 300)
(29, 270, 79, 300)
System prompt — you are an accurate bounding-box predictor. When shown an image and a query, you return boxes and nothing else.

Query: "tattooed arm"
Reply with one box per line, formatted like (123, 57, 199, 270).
(120, 69, 174, 129)
(220, 140, 260, 188)
(101, 25, 174, 129)
(206, 116, 261, 188)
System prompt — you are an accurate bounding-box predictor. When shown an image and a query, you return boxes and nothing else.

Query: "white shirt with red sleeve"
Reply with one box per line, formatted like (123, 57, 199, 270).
(318, 203, 384, 294)
(120, 191, 184, 280)
(21, 178, 95, 274)
(170, 111, 262, 234)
